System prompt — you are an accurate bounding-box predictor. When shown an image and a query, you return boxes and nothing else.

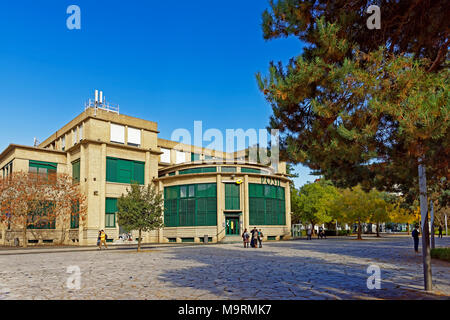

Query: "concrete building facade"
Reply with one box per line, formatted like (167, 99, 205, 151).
(0, 104, 291, 246)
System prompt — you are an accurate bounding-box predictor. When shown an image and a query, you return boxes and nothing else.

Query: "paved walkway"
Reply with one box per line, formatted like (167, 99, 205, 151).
(0, 236, 448, 299)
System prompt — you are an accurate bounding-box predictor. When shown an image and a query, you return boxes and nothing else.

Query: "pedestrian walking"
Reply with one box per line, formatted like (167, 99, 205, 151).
(438, 225, 443, 238)
(318, 226, 323, 239)
(258, 229, 264, 248)
(97, 230, 101, 249)
(412, 225, 420, 253)
(306, 227, 312, 240)
(99, 229, 108, 249)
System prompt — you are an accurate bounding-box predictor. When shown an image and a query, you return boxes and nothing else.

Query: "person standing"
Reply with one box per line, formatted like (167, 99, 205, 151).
(318, 226, 323, 239)
(258, 229, 264, 248)
(252, 227, 258, 248)
(99, 230, 108, 250)
(306, 227, 312, 240)
(242, 228, 249, 248)
(412, 225, 420, 253)
(438, 225, 443, 238)
(97, 230, 101, 249)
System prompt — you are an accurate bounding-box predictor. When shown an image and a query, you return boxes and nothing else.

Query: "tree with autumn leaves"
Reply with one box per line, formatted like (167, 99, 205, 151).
(0, 171, 87, 247)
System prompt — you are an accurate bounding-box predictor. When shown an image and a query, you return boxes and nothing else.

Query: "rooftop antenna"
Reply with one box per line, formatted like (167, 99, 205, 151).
(85, 89, 119, 114)
(33, 137, 40, 147)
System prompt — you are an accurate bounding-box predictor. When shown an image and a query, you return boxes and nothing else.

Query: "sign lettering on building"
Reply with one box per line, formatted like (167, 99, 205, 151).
(261, 176, 281, 186)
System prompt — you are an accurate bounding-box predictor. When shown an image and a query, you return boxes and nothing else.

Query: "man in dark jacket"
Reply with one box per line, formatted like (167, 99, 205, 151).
(412, 225, 420, 253)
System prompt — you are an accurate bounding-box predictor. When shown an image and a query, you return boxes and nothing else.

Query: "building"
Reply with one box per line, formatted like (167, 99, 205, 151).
(0, 96, 291, 245)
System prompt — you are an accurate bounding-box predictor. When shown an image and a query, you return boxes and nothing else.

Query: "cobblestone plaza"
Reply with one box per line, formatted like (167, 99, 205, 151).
(1, 236, 449, 300)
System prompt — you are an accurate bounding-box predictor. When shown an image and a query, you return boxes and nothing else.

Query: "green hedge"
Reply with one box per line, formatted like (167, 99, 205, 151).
(430, 248, 450, 262)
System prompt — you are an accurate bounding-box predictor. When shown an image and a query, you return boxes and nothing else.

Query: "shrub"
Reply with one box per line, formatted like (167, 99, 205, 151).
(430, 248, 450, 262)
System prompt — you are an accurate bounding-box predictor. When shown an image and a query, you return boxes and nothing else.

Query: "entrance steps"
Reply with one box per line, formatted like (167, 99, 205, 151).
(220, 236, 242, 244)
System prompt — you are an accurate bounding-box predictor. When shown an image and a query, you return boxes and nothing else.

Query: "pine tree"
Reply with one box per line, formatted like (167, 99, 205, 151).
(257, 2, 449, 291)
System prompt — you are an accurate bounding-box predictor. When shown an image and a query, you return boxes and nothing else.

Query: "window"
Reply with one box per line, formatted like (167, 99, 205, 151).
(72, 128, 77, 145)
(191, 153, 200, 162)
(221, 166, 236, 173)
(72, 159, 80, 184)
(61, 136, 66, 151)
(79, 124, 83, 142)
(29, 160, 57, 178)
(1, 161, 13, 178)
(106, 157, 145, 185)
(105, 198, 117, 228)
(127, 127, 141, 147)
(71, 201, 80, 228)
(110, 123, 125, 144)
(241, 167, 261, 174)
(164, 183, 217, 227)
(225, 183, 240, 210)
(249, 184, 285, 226)
(27, 201, 56, 229)
(160, 148, 171, 163)
(175, 151, 185, 164)
(179, 167, 216, 175)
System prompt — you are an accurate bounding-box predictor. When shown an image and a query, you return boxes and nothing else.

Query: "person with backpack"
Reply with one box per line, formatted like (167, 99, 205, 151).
(99, 229, 108, 250)
(412, 225, 420, 253)
(258, 229, 264, 248)
(242, 228, 250, 248)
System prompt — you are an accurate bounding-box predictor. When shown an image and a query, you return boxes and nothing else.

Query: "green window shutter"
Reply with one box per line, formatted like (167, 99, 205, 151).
(105, 198, 117, 228)
(225, 183, 240, 210)
(117, 159, 132, 183)
(249, 184, 285, 226)
(105, 198, 118, 213)
(29, 160, 58, 178)
(72, 160, 80, 184)
(132, 161, 145, 185)
(164, 184, 216, 227)
(71, 201, 80, 228)
(241, 167, 260, 174)
(106, 157, 118, 182)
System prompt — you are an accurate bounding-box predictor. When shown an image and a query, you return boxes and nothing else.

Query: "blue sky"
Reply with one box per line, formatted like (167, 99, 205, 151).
(0, 0, 316, 187)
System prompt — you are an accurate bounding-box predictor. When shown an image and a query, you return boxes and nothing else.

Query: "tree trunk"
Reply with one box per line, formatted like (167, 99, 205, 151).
(430, 200, 435, 249)
(407, 223, 410, 235)
(418, 158, 432, 291)
(137, 229, 142, 252)
(357, 219, 362, 240)
(22, 226, 27, 248)
(376, 222, 380, 237)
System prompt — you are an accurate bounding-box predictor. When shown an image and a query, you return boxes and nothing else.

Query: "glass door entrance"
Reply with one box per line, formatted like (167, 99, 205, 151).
(225, 217, 240, 235)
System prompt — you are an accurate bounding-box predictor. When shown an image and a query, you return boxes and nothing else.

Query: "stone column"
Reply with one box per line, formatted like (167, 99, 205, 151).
(244, 174, 249, 230)
(285, 182, 291, 238)
(158, 180, 164, 243)
(216, 174, 224, 242)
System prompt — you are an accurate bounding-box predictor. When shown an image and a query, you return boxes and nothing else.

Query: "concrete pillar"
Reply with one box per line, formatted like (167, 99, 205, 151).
(217, 174, 224, 241)
(158, 180, 164, 243)
(285, 183, 291, 238)
(79, 144, 87, 245)
(145, 151, 151, 186)
(99, 143, 107, 231)
(244, 174, 249, 230)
